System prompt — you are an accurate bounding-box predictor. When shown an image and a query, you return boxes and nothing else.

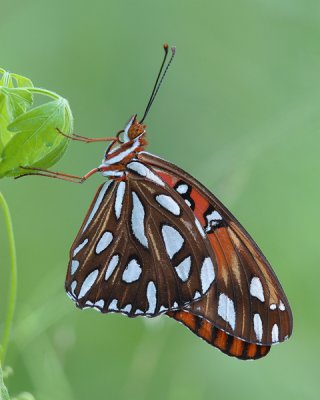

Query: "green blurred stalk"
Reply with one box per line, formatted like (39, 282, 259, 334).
(0, 192, 17, 365)
(0, 363, 10, 399)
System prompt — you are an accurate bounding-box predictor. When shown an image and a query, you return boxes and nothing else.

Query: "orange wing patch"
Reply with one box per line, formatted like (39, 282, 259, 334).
(169, 310, 271, 360)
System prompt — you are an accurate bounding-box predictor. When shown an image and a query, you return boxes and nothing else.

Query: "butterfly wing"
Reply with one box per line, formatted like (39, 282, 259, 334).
(65, 163, 218, 317)
(138, 152, 293, 347)
(169, 310, 271, 360)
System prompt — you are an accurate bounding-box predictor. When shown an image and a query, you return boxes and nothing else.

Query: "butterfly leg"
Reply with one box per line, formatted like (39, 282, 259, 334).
(15, 166, 101, 183)
(56, 128, 117, 143)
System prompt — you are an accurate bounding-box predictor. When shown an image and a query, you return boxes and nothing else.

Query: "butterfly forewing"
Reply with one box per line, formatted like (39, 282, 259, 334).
(138, 152, 293, 345)
(66, 161, 218, 316)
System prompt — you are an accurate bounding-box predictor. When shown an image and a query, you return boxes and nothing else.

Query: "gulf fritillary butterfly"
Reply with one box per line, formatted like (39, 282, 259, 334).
(22, 44, 293, 360)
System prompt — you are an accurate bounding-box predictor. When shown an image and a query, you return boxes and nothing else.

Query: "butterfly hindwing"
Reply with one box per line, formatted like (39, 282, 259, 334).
(138, 152, 293, 346)
(168, 310, 271, 360)
(66, 162, 218, 316)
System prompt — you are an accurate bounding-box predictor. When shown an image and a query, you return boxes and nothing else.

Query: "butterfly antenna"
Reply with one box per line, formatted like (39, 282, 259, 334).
(142, 44, 169, 118)
(140, 44, 176, 123)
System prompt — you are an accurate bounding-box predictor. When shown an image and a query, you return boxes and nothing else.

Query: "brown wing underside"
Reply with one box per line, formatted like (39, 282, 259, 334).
(65, 171, 217, 317)
(138, 152, 293, 346)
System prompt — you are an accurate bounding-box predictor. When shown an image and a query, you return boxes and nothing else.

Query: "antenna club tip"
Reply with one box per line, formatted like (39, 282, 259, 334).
(171, 46, 176, 54)
(163, 43, 169, 51)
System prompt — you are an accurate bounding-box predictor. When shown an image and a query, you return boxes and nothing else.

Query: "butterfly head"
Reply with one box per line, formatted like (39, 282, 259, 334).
(123, 114, 146, 142)
(117, 114, 147, 148)
(101, 115, 147, 177)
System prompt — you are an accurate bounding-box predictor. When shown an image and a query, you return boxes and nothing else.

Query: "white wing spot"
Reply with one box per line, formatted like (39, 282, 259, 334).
(78, 269, 99, 299)
(131, 192, 148, 248)
(122, 259, 142, 283)
(250, 277, 265, 302)
(115, 181, 126, 219)
(175, 256, 192, 282)
(161, 225, 184, 259)
(135, 309, 144, 315)
(193, 291, 201, 300)
(270, 303, 277, 310)
(73, 238, 89, 257)
(71, 281, 77, 296)
(205, 210, 223, 232)
(146, 281, 157, 314)
(159, 306, 168, 312)
(253, 313, 263, 342)
(218, 293, 236, 330)
(122, 304, 132, 313)
(176, 184, 188, 194)
(279, 301, 286, 311)
(96, 231, 113, 254)
(156, 194, 181, 216)
(200, 257, 215, 293)
(109, 299, 118, 311)
(173, 302, 178, 308)
(105, 254, 120, 281)
(271, 324, 279, 343)
(94, 299, 105, 309)
(82, 181, 112, 232)
(195, 217, 206, 238)
(71, 260, 80, 275)
(127, 161, 165, 186)
(185, 199, 192, 207)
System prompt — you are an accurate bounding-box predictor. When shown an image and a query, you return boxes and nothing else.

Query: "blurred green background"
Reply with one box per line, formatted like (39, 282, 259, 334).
(1, 0, 319, 399)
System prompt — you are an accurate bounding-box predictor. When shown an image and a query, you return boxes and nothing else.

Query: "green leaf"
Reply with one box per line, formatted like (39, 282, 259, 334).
(10, 73, 33, 89)
(0, 114, 11, 152)
(0, 70, 34, 152)
(0, 88, 33, 123)
(0, 96, 14, 152)
(0, 69, 33, 89)
(0, 67, 73, 179)
(0, 98, 72, 178)
(0, 70, 12, 88)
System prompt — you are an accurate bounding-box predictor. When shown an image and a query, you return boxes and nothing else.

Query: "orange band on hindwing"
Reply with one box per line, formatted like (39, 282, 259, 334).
(169, 310, 271, 360)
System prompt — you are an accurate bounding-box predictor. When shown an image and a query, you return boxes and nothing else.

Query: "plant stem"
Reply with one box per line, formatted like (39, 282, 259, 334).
(0, 192, 17, 365)
(28, 87, 61, 100)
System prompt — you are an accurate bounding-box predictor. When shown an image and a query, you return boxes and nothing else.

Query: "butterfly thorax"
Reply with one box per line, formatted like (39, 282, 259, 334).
(99, 115, 147, 180)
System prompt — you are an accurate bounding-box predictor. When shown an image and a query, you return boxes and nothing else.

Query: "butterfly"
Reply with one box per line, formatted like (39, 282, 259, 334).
(23, 44, 293, 360)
